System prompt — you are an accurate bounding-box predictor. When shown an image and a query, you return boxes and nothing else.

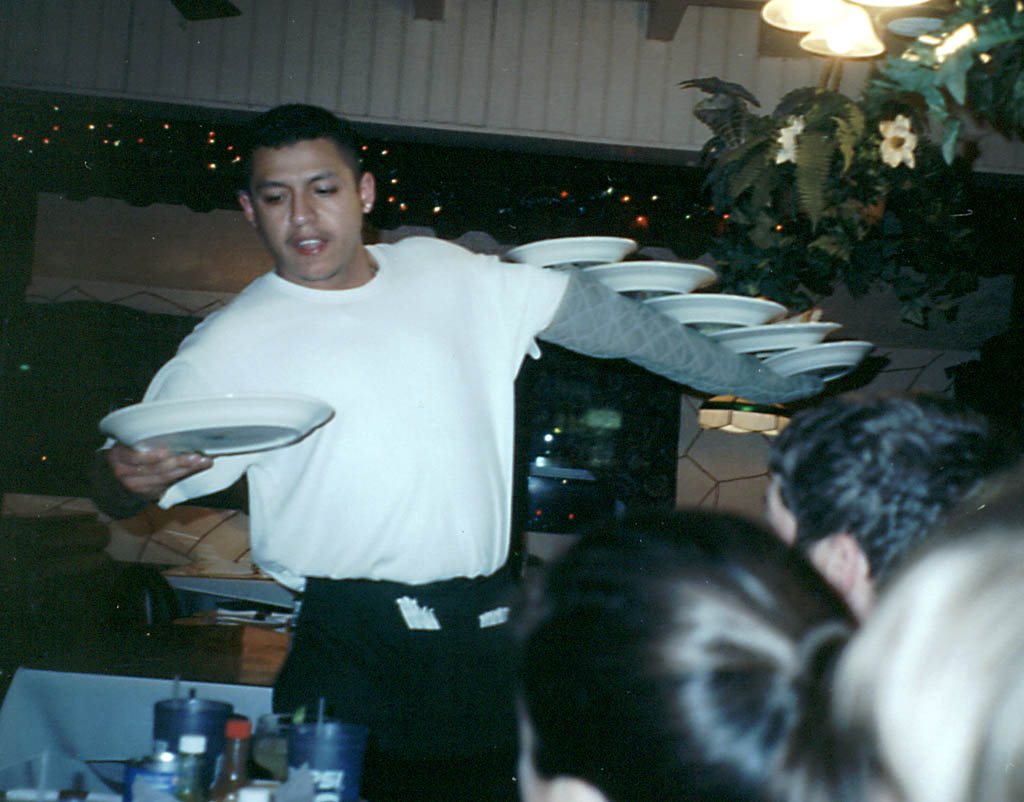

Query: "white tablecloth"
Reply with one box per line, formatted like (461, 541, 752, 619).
(0, 668, 272, 793)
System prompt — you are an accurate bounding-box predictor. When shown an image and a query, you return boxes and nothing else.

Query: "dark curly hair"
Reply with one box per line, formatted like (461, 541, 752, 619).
(238, 103, 362, 190)
(768, 394, 1012, 583)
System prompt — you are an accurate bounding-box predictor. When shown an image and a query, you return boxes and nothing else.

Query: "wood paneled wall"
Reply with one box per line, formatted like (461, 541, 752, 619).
(1, 0, 1020, 171)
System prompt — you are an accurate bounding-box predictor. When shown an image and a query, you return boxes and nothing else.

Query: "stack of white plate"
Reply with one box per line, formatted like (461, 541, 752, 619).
(503, 235, 872, 382)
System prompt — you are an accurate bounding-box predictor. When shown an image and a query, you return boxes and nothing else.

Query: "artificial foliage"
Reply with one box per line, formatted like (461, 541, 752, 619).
(682, 77, 977, 325)
(864, 0, 1024, 163)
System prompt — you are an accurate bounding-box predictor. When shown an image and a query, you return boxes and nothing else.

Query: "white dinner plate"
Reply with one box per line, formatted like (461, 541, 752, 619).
(707, 322, 842, 355)
(643, 293, 787, 333)
(99, 393, 334, 456)
(503, 236, 637, 268)
(582, 261, 718, 294)
(886, 16, 943, 37)
(762, 341, 874, 381)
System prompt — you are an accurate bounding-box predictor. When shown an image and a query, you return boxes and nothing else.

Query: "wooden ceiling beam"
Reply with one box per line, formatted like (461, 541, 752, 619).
(642, 1, 763, 40)
(413, 0, 444, 21)
(646, 1, 686, 40)
(411, 1, 765, 39)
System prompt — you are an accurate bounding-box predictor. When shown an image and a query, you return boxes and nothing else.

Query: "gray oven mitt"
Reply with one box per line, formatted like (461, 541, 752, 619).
(538, 268, 823, 404)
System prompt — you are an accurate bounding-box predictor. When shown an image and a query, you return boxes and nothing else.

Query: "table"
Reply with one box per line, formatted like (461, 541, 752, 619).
(162, 573, 297, 610)
(0, 668, 272, 793)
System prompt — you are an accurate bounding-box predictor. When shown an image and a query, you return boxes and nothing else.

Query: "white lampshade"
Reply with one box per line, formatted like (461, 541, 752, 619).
(800, 3, 885, 57)
(852, 0, 930, 6)
(761, 0, 851, 33)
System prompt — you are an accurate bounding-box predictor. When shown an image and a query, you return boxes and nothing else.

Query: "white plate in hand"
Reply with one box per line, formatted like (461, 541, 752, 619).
(643, 293, 787, 333)
(99, 393, 334, 456)
(582, 261, 718, 294)
(762, 341, 874, 381)
(707, 322, 842, 355)
(503, 236, 637, 268)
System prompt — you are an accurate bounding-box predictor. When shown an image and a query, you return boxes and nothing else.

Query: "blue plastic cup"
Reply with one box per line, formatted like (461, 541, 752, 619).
(287, 720, 370, 802)
(152, 697, 233, 788)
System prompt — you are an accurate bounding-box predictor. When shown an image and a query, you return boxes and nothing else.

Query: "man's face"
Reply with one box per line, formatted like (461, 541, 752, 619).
(238, 137, 376, 290)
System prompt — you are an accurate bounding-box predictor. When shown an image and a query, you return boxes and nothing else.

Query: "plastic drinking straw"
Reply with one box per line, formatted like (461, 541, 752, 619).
(172, 674, 181, 701)
(316, 697, 325, 733)
(36, 748, 48, 802)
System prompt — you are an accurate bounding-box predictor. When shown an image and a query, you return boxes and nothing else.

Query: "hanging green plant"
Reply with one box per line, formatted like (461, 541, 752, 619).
(864, 0, 1024, 163)
(681, 78, 977, 326)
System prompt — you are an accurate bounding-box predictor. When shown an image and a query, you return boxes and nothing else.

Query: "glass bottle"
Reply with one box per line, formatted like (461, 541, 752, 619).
(175, 734, 208, 802)
(209, 718, 253, 802)
(237, 788, 271, 802)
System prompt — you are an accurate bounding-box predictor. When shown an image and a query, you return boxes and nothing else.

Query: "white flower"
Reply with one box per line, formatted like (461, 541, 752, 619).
(775, 116, 805, 165)
(879, 114, 918, 169)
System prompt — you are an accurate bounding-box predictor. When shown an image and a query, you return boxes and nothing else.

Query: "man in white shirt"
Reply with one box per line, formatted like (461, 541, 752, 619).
(97, 104, 821, 801)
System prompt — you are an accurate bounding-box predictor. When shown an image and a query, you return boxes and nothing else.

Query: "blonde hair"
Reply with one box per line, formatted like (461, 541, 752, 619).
(834, 527, 1024, 802)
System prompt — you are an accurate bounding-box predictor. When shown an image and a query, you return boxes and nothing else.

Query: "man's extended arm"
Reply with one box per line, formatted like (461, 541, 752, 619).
(538, 268, 823, 404)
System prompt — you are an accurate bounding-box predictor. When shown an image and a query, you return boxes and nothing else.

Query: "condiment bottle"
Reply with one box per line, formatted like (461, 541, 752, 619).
(209, 718, 253, 802)
(237, 787, 271, 802)
(175, 734, 209, 802)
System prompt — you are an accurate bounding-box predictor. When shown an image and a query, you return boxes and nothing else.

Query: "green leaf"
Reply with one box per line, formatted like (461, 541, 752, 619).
(833, 108, 865, 174)
(942, 118, 962, 164)
(679, 77, 762, 108)
(809, 233, 850, 259)
(941, 59, 970, 105)
(794, 130, 834, 227)
(749, 213, 780, 249)
(727, 144, 773, 202)
(717, 132, 772, 167)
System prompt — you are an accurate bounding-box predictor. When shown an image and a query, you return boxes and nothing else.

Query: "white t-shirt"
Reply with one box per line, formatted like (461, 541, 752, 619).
(142, 237, 569, 590)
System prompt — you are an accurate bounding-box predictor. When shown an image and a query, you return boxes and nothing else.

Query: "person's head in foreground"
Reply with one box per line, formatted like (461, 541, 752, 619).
(514, 509, 855, 802)
(832, 473, 1024, 802)
(766, 393, 1008, 618)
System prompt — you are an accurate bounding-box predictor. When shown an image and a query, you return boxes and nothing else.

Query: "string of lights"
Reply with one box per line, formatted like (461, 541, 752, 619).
(3, 96, 721, 255)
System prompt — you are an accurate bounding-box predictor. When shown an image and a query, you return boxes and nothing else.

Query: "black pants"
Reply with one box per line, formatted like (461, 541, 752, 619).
(273, 569, 520, 802)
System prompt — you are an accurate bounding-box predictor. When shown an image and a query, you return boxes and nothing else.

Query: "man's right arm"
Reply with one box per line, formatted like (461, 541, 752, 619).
(89, 444, 212, 519)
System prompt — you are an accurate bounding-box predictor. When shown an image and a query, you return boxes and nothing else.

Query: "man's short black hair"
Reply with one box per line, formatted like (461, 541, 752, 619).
(769, 394, 1013, 583)
(239, 103, 362, 190)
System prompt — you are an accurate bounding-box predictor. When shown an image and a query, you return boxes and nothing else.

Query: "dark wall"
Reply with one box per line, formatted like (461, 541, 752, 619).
(2, 301, 197, 497)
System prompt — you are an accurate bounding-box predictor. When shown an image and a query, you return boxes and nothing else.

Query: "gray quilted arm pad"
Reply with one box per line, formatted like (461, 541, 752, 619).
(538, 269, 823, 404)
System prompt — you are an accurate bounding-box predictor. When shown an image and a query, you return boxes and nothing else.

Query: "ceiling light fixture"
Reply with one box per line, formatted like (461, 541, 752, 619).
(697, 396, 790, 436)
(852, 0, 931, 6)
(761, 0, 850, 33)
(762, 0, 916, 62)
(800, 3, 886, 58)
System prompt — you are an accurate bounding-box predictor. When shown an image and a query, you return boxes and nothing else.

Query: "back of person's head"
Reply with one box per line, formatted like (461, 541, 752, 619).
(239, 103, 362, 189)
(833, 516, 1024, 802)
(768, 393, 1006, 583)
(515, 509, 854, 802)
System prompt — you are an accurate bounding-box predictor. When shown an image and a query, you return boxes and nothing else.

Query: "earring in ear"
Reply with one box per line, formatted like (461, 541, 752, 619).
(363, 204, 372, 213)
